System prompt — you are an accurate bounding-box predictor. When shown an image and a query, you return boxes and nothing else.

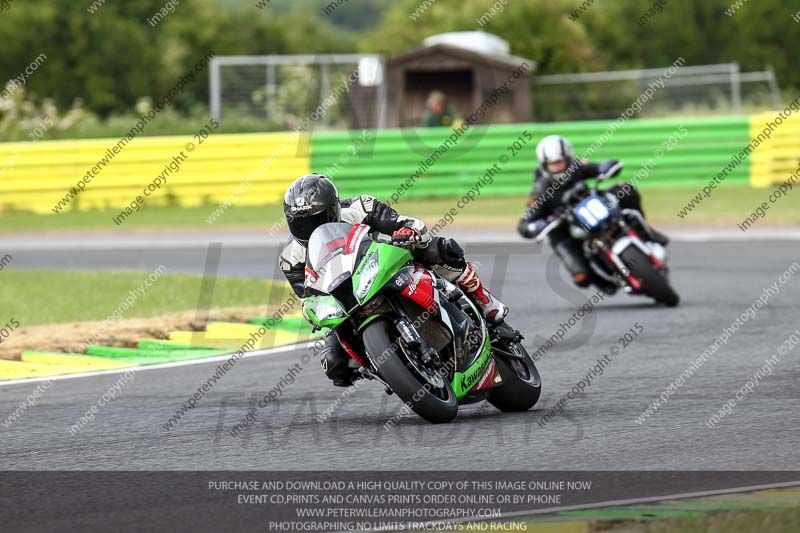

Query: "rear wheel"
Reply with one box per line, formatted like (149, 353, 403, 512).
(362, 319, 457, 424)
(620, 246, 679, 307)
(488, 343, 542, 412)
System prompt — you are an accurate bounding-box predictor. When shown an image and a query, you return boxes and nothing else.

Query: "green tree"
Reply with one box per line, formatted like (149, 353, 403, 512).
(583, 0, 800, 93)
(360, 0, 602, 74)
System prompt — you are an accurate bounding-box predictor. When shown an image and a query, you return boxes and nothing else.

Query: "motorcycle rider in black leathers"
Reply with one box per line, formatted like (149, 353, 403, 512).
(517, 135, 669, 294)
(279, 174, 510, 387)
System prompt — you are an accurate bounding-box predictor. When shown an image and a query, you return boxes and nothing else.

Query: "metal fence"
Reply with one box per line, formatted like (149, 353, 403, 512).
(534, 63, 782, 122)
(209, 54, 388, 131)
(209, 57, 783, 129)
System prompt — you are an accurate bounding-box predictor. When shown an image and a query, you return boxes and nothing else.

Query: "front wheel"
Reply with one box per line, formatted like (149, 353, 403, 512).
(362, 319, 458, 424)
(488, 343, 542, 412)
(619, 246, 680, 307)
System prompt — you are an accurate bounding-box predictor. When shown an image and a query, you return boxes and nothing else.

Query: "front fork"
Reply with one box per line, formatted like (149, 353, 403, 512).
(592, 225, 667, 291)
(619, 211, 668, 269)
(489, 321, 526, 360)
(394, 314, 440, 368)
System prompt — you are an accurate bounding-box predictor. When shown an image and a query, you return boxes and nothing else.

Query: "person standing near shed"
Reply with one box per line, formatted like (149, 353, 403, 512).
(422, 90, 458, 127)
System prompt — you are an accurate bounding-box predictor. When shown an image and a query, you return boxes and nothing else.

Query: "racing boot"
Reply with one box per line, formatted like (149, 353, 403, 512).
(634, 215, 669, 246)
(592, 274, 618, 296)
(455, 262, 509, 325)
(320, 333, 355, 387)
(648, 227, 670, 246)
(574, 270, 617, 296)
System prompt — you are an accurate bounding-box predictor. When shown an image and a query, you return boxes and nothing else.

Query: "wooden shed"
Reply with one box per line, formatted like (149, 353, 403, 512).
(386, 43, 535, 128)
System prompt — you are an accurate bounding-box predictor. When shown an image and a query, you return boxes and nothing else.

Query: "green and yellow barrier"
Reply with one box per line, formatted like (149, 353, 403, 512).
(3, 112, 798, 214)
(0, 131, 310, 214)
(750, 111, 800, 188)
(310, 117, 752, 199)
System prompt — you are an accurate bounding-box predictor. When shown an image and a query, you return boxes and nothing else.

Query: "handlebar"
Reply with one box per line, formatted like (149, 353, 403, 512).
(530, 162, 625, 243)
(596, 161, 624, 182)
(562, 161, 625, 204)
(534, 214, 565, 243)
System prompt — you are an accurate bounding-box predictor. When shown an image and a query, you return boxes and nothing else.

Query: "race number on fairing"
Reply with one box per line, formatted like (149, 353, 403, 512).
(575, 195, 611, 230)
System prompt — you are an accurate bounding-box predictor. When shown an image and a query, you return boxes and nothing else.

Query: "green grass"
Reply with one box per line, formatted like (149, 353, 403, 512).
(469, 506, 800, 533)
(0, 183, 798, 233)
(602, 506, 800, 532)
(0, 270, 292, 326)
(0, 203, 283, 232)
(637, 182, 800, 226)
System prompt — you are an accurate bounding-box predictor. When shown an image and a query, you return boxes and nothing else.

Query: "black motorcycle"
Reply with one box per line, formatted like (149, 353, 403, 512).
(535, 163, 679, 306)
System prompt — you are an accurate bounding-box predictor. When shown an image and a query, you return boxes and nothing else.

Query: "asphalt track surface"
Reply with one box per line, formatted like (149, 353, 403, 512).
(2, 231, 799, 517)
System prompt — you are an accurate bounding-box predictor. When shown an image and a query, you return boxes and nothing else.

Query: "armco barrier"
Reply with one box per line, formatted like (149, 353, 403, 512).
(310, 116, 751, 201)
(0, 131, 309, 214)
(750, 111, 800, 188)
(0, 116, 765, 214)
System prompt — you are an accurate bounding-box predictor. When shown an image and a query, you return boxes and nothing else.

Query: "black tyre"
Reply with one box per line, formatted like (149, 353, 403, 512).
(488, 343, 542, 412)
(619, 246, 680, 307)
(362, 319, 458, 424)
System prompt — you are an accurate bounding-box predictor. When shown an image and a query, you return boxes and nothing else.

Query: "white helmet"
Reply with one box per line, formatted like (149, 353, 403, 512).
(536, 135, 574, 179)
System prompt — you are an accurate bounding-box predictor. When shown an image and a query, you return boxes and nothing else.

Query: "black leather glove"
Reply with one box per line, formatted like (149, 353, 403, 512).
(390, 227, 422, 249)
(517, 218, 549, 239)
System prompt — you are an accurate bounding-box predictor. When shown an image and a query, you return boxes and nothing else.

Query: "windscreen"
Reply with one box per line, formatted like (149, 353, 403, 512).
(306, 222, 353, 274)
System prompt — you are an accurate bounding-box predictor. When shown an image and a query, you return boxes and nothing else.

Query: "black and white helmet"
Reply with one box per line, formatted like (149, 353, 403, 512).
(283, 174, 340, 244)
(535, 135, 575, 179)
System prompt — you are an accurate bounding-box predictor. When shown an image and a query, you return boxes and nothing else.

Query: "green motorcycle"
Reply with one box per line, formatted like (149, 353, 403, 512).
(301, 222, 541, 424)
